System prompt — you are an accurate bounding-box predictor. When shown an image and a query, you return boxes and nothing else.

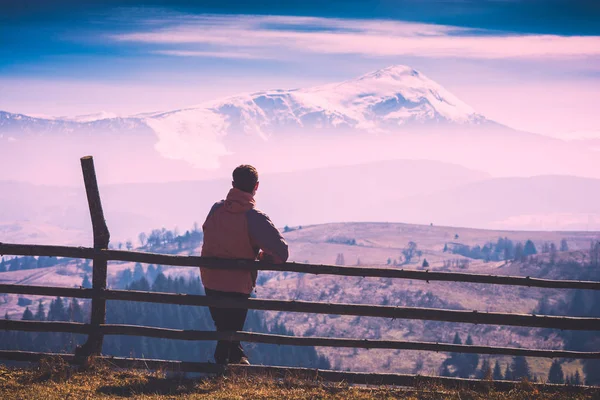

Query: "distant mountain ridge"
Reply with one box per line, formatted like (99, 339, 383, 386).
(0, 110, 150, 136)
(2, 64, 600, 184)
(0, 65, 492, 139)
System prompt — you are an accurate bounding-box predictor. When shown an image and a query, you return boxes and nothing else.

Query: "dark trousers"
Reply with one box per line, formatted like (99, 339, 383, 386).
(205, 288, 249, 364)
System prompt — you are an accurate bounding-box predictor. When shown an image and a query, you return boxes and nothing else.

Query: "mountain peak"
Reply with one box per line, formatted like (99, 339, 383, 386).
(358, 65, 420, 80)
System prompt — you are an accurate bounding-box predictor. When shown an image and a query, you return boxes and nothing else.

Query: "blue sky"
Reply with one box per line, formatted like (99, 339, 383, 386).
(1, 0, 599, 135)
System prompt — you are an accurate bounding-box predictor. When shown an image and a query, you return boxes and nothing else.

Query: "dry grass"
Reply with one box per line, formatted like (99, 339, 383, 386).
(1, 358, 599, 400)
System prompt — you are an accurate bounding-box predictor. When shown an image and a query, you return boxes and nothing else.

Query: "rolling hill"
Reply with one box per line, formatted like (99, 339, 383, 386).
(1, 221, 598, 380)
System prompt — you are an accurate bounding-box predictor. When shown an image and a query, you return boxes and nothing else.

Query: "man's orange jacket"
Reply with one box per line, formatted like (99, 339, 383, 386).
(201, 188, 289, 294)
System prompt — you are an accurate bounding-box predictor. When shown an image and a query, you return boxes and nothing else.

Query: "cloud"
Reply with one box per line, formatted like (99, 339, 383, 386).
(111, 14, 600, 60)
(153, 50, 269, 59)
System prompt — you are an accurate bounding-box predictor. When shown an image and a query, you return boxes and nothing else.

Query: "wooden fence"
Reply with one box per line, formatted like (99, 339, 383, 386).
(1, 156, 599, 389)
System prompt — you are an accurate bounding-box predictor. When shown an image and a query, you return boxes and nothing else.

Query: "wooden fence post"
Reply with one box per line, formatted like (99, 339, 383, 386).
(75, 156, 110, 358)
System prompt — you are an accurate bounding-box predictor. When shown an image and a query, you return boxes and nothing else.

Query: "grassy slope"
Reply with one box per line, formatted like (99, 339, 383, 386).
(0, 363, 597, 400)
(259, 223, 600, 379)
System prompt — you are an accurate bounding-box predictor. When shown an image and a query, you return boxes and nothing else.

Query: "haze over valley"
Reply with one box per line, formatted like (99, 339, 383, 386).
(2, 66, 600, 242)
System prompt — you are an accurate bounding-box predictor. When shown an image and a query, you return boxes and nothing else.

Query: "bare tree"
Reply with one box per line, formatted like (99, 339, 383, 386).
(402, 241, 419, 264)
(542, 242, 550, 253)
(549, 243, 557, 265)
(138, 232, 147, 247)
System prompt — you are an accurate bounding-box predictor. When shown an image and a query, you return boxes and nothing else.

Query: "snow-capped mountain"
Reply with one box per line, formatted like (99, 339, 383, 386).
(0, 65, 489, 138)
(146, 65, 489, 139)
(1, 65, 497, 171)
(2, 65, 600, 195)
(138, 65, 493, 166)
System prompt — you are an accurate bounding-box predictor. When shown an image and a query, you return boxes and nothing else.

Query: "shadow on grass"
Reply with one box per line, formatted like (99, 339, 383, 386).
(97, 376, 204, 397)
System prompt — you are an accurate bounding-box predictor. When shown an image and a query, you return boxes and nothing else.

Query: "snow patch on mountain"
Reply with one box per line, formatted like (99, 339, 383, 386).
(61, 111, 121, 122)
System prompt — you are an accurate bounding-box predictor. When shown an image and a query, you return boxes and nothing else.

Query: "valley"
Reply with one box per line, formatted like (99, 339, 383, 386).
(1, 221, 598, 381)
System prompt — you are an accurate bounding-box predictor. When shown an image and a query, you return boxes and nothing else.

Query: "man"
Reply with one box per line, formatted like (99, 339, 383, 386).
(200, 165, 289, 365)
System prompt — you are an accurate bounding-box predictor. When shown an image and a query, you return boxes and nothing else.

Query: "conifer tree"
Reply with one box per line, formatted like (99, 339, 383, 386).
(548, 360, 564, 384)
(448, 332, 463, 368)
(69, 299, 84, 323)
(565, 374, 572, 385)
(510, 356, 531, 381)
(118, 268, 133, 288)
(493, 360, 503, 380)
(464, 335, 479, 377)
(133, 263, 145, 281)
(514, 242, 525, 261)
(574, 370, 582, 386)
(82, 274, 92, 288)
(34, 300, 46, 321)
(504, 364, 512, 381)
(452, 332, 462, 345)
(524, 240, 537, 256)
(21, 307, 34, 321)
(477, 358, 491, 379)
(147, 264, 157, 283)
(48, 297, 68, 321)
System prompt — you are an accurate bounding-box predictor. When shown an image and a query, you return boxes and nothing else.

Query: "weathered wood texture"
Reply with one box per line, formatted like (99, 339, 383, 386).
(2, 319, 600, 359)
(77, 156, 110, 357)
(0, 284, 92, 298)
(1, 284, 599, 331)
(101, 288, 600, 331)
(2, 243, 600, 291)
(0, 350, 598, 393)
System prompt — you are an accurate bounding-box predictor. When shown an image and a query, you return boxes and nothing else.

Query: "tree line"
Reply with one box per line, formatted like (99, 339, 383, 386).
(533, 265, 600, 385)
(0, 256, 66, 272)
(439, 332, 585, 385)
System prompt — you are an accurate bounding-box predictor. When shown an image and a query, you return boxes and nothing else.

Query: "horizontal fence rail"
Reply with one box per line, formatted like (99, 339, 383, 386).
(2, 319, 600, 360)
(2, 242, 600, 291)
(0, 350, 597, 393)
(0, 284, 92, 299)
(1, 283, 600, 331)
